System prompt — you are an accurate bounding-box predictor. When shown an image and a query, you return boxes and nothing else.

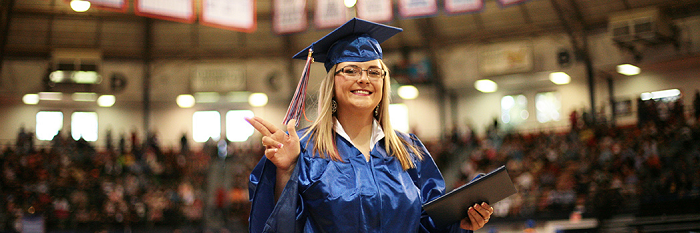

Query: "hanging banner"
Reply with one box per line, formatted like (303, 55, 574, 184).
(398, 0, 438, 18)
(201, 0, 256, 32)
(445, 0, 483, 14)
(273, 0, 307, 34)
(357, 0, 393, 23)
(315, 0, 348, 29)
(90, 0, 128, 12)
(135, 0, 195, 23)
(478, 42, 533, 76)
(497, 0, 529, 7)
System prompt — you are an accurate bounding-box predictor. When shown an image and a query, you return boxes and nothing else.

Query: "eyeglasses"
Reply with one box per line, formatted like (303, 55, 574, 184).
(334, 65, 386, 81)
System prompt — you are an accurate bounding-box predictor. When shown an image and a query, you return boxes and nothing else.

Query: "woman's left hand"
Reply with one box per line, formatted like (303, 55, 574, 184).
(459, 202, 493, 231)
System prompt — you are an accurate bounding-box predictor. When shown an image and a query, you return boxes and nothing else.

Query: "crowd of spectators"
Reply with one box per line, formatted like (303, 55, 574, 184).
(3, 96, 700, 232)
(1, 130, 261, 233)
(441, 98, 700, 228)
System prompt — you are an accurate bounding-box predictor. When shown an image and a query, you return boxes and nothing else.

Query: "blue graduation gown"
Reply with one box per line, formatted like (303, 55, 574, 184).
(249, 130, 470, 233)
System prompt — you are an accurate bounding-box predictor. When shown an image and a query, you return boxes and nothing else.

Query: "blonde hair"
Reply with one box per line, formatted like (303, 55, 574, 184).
(301, 61, 423, 170)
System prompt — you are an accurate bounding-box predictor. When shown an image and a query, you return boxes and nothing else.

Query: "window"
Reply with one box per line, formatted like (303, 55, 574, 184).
(226, 110, 254, 142)
(193, 111, 221, 142)
(71, 112, 98, 141)
(536, 92, 561, 123)
(36, 111, 63, 141)
(389, 104, 409, 133)
(501, 94, 528, 125)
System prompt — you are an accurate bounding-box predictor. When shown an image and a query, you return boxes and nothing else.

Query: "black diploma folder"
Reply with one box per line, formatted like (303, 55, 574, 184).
(422, 165, 517, 228)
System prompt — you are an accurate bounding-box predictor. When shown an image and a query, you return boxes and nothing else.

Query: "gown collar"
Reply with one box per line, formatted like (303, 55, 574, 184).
(334, 117, 385, 150)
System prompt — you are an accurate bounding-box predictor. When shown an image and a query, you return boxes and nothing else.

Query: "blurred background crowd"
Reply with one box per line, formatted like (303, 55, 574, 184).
(2, 97, 700, 232)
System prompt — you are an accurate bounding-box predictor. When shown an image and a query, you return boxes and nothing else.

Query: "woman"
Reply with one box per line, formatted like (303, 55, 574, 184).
(246, 18, 493, 233)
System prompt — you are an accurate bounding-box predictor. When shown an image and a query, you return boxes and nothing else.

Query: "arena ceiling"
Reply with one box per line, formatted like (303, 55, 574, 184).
(2, 0, 700, 61)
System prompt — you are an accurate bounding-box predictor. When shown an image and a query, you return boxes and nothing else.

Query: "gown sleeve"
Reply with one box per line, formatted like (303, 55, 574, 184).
(248, 152, 307, 233)
(405, 133, 472, 233)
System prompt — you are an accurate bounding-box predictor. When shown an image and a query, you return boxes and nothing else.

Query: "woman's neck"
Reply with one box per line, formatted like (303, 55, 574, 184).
(336, 111, 374, 147)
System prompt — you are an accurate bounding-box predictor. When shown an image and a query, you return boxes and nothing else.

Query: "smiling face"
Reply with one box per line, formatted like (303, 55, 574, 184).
(333, 59, 384, 116)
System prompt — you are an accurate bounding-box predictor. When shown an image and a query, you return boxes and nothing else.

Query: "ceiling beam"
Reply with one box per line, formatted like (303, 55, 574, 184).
(0, 0, 17, 89)
(550, 0, 596, 117)
(568, 0, 588, 32)
(665, 2, 700, 19)
(621, 0, 632, 10)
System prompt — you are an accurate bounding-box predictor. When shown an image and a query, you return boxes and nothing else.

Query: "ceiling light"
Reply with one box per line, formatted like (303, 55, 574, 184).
(248, 93, 268, 107)
(549, 72, 571, 85)
(70, 0, 91, 12)
(97, 95, 116, 107)
(177, 94, 195, 108)
(475, 79, 497, 93)
(23, 94, 40, 105)
(640, 89, 681, 101)
(344, 0, 357, 8)
(397, 85, 419, 100)
(617, 64, 640, 76)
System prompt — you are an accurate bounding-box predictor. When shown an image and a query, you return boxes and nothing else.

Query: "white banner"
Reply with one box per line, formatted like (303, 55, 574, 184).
(135, 0, 195, 22)
(193, 64, 246, 92)
(398, 0, 437, 18)
(87, 0, 127, 11)
(357, 0, 393, 23)
(315, 0, 349, 29)
(201, 0, 256, 32)
(273, 0, 307, 34)
(445, 0, 483, 14)
(478, 42, 533, 76)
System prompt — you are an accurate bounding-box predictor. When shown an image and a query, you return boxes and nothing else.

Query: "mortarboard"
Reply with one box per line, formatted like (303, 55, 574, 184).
(292, 18, 403, 72)
(283, 18, 403, 126)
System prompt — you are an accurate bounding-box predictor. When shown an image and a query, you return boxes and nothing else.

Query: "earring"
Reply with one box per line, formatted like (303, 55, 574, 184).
(332, 100, 337, 113)
(374, 105, 379, 117)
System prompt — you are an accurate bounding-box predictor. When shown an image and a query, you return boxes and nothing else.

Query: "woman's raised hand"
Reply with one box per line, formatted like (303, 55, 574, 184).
(245, 117, 301, 173)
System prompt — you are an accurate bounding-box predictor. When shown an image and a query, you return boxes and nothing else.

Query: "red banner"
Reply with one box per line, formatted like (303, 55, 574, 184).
(135, 0, 196, 23)
(398, 0, 438, 18)
(90, 0, 128, 12)
(497, 0, 529, 7)
(357, 0, 393, 23)
(200, 0, 257, 33)
(315, 0, 349, 29)
(445, 0, 483, 14)
(273, 0, 307, 34)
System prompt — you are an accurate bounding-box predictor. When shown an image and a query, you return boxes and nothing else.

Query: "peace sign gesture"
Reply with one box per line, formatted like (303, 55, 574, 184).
(245, 117, 301, 173)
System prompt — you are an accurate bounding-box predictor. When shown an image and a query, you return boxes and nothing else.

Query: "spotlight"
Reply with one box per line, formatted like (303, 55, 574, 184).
(97, 95, 116, 107)
(70, 0, 91, 12)
(549, 72, 571, 85)
(475, 79, 497, 93)
(397, 85, 419, 100)
(617, 64, 640, 76)
(248, 93, 268, 107)
(344, 0, 357, 8)
(177, 94, 195, 108)
(23, 94, 40, 105)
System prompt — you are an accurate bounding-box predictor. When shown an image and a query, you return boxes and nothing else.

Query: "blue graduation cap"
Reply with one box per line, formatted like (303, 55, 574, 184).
(283, 18, 402, 126)
(292, 18, 403, 72)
